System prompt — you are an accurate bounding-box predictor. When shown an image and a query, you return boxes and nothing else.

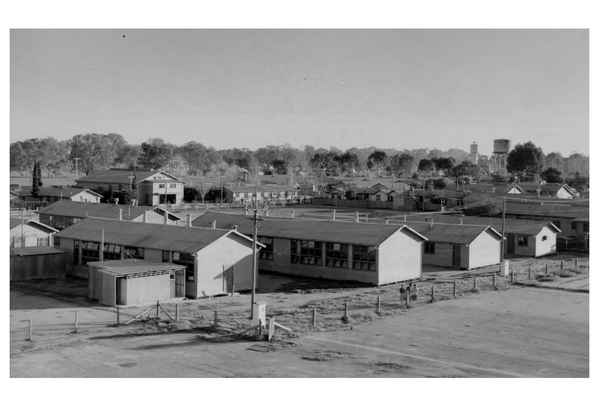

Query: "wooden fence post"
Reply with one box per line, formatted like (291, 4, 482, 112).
(528, 265, 532, 280)
(492, 274, 497, 290)
(344, 302, 350, 319)
(213, 310, 219, 327)
(268, 317, 275, 342)
(453, 280, 457, 298)
(430, 284, 435, 302)
(545, 264, 549, 275)
(25, 319, 32, 341)
(156, 300, 160, 319)
(312, 308, 317, 328)
(560, 260, 564, 271)
(376, 295, 382, 314)
(74, 311, 79, 333)
(472, 276, 478, 292)
(175, 303, 179, 321)
(575, 258, 578, 269)
(116, 306, 120, 326)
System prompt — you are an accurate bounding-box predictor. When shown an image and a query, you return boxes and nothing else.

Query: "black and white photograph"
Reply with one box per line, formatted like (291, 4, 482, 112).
(4, 2, 593, 393)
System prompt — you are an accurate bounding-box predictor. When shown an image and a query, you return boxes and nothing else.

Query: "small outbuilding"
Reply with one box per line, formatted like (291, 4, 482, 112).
(10, 247, 66, 281)
(87, 260, 187, 306)
(9, 218, 58, 248)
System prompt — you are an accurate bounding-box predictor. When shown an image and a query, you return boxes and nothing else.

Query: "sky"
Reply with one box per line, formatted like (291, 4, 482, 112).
(10, 29, 589, 156)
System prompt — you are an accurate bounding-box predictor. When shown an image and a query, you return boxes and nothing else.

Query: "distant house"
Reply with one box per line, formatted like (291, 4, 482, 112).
(500, 202, 588, 252)
(38, 200, 182, 230)
(193, 212, 427, 285)
(228, 185, 299, 204)
(75, 169, 184, 206)
(9, 218, 58, 248)
(405, 214, 561, 258)
(55, 218, 261, 298)
(519, 183, 578, 199)
(14, 186, 102, 204)
(407, 222, 502, 270)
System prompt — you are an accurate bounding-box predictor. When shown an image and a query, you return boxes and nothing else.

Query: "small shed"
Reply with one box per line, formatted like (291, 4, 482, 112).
(10, 247, 66, 281)
(87, 260, 187, 306)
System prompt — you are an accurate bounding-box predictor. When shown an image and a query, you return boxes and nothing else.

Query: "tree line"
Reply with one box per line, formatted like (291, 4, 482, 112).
(10, 134, 589, 182)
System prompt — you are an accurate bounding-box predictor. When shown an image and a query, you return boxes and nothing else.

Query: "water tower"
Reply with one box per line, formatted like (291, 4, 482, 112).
(490, 139, 511, 175)
(469, 141, 479, 164)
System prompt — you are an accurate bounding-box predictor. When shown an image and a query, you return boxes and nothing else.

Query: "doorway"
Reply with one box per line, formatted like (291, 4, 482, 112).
(452, 244, 462, 268)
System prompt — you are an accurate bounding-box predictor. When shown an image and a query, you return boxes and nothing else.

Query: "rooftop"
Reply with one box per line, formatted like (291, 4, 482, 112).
(15, 186, 102, 198)
(10, 246, 64, 256)
(9, 218, 58, 233)
(192, 211, 427, 246)
(87, 259, 186, 278)
(38, 200, 151, 220)
(55, 218, 245, 253)
(404, 222, 502, 244)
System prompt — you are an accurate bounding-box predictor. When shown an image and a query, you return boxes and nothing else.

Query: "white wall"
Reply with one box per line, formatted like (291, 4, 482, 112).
(467, 231, 501, 269)
(123, 274, 172, 306)
(377, 229, 423, 284)
(534, 226, 558, 257)
(10, 224, 53, 248)
(193, 234, 254, 297)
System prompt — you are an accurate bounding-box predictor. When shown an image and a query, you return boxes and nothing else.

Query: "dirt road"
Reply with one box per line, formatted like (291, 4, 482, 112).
(11, 287, 588, 377)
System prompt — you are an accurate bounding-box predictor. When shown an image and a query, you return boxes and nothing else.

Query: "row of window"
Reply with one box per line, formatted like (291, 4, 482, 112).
(288, 239, 377, 271)
(157, 183, 178, 189)
(73, 240, 145, 264)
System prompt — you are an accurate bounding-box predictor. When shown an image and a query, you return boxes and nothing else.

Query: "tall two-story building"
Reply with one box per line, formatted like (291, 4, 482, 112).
(75, 169, 184, 206)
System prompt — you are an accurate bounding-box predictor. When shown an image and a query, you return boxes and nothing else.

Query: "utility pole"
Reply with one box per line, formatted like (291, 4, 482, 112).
(73, 157, 80, 178)
(250, 206, 258, 319)
(500, 196, 507, 262)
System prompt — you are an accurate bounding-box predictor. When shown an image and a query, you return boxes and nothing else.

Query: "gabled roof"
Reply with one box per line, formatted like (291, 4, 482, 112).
(16, 186, 102, 199)
(75, 169, 180, 185)
(503, 201, 588, 219)
(192, 211, 427, 246)
(406, 222, 502, 244)
(38, 200, 151, 220)
(228, 184, 298, 193)
(87, 259, 186, 277)
(55, 218, 254, 253)
(403, 214, 561, 235)
(9, 218, 58, 233)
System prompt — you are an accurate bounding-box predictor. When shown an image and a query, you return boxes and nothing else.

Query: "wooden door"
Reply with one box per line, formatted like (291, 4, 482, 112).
(452, 244, 462, 268)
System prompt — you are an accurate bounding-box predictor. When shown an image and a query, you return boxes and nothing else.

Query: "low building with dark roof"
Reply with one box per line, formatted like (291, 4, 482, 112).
(404, 214, 560, 258)
(54, 218, 262, 298)
(10, 246, 67, 281)
(15, 186, 103, 205)
(75, 168, 184, 206)
(193, 211, 428, 285)
(38, 200, 182, 230)
(404, 222, 502, 270)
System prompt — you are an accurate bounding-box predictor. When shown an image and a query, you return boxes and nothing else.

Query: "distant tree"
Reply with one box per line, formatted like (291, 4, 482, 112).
(432, 157, 455, 173)
(310, 151, 340, 176)
(506, 142, 544, 177)
(451, 161, 480, 186)
(432, 178, 448, 189)
(271, 159, 288, 175)
(367, 150, 388, 175)
(70, 133, 127, 175)
(183, 186, 202, 202)
(389, 153, 415, 176)
(418, 159, 434, 173)
(204, 186, 233, 203)
(336, 152, 360, 174)
(31, 161, 42, 197)
(137, 138, 174, 170)
(540, 167, 563, 183)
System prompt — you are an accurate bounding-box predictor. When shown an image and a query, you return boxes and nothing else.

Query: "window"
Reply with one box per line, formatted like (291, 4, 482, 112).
(352, 245, 377, 271)
(172, 251, 195, 274)
(375, 194, 381, 201)
(102, 243, 122, 260)
(325, 242, 349, 268)
(259, 237, 274, 260)
(541, 235, 548, 241)
(162, 250, 171, 262)
(517, 236, 528, 247)
(424, 242, 435, 254)
(583, 222, 589, 232)
(169, 183, 177, 188)
(290, 239, 322, 266)
(123, 246, 144, 259)
(158, 183, 166, 189)
(81, 240, 100, 264)
(53, 236, 61, 247)
(571, 223, 577, 231)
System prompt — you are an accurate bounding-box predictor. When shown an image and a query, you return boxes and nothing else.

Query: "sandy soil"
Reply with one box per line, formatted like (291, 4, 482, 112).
(11, 286, 587, 378)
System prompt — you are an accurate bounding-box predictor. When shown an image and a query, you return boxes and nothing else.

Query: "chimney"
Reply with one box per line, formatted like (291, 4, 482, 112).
(163, 209, 168, 224)
(211, 220, 216, 230)
(118, 208, 123, 221)
(186, 214, 192, 228)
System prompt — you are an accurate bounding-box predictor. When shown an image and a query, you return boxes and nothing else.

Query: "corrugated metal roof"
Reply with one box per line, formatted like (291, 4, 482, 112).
(403, 214, 561, 235)
(9, 218, 58, 233)
(405, 222, 502, 244)
(87, 259, 186, 277)
(38, 200, 151, 220)
(55, 218, 233, 253)
(192, 211, 427, 246)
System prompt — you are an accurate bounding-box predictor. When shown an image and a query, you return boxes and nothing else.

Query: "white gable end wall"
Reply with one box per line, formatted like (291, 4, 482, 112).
(377, 229, 423, 285)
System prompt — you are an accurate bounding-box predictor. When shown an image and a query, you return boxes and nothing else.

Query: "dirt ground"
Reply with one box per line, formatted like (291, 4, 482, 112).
(10, 287, 588, 377)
